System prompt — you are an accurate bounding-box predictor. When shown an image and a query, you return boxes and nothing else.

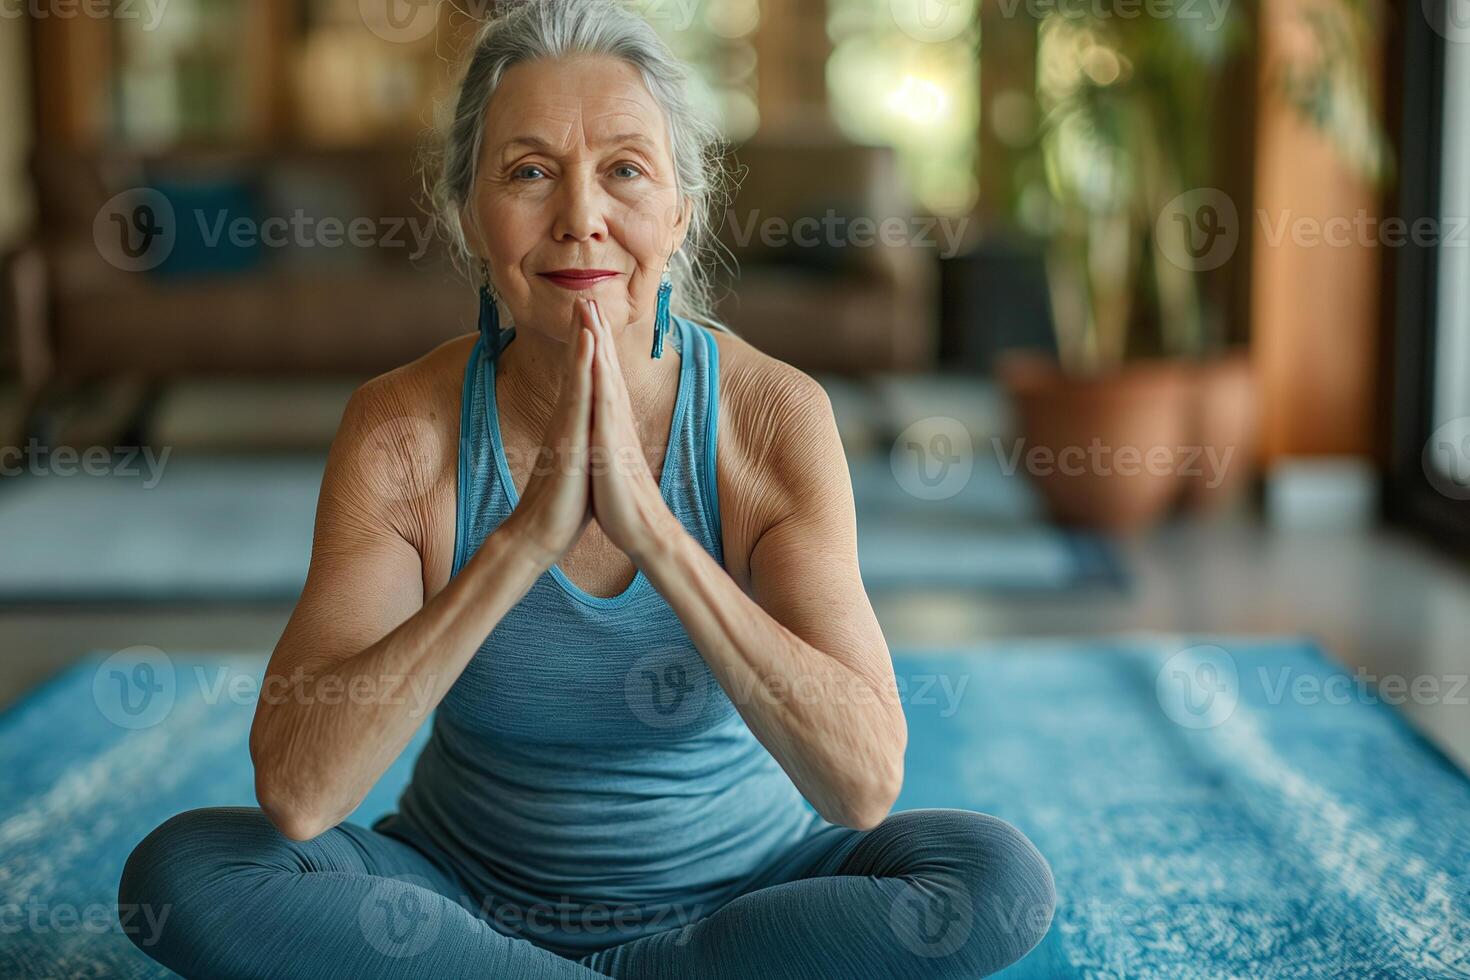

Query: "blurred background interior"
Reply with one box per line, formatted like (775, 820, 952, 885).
(1, 1, 1469, 780)
(6, 2, 1470, 977)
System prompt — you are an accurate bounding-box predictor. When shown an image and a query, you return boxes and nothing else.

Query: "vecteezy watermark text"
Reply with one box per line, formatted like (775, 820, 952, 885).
(1156, 643, 1470, 731)
(95, 189, 436, 273)
(993, 0, 1232, 31)
(1258, 666, 1469, 707)
(0, 441, 171, 487)
(0, 899, 171, 948)
(723, 208, 971, 259)
(92, 647, 439, 730)
(993, 437, 1237, 489)
(0, 0, 170, 30)
(357, 0, 700, 43)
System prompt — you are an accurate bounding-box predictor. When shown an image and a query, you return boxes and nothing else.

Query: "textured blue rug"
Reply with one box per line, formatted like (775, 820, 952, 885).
(5, 636, 1465, 978)
(0, 454, 324, 604)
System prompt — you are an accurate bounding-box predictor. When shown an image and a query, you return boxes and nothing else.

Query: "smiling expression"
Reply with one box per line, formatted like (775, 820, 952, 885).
(465, 54, 691, 346)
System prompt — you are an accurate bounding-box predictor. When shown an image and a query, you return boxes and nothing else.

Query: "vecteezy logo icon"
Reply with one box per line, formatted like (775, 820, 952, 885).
(360, 0, 440, 43)
(914, 891, 960, 943)
(1155, 644, 1239, 729)
(1422, 417, 1470, 500)
(891, 417, 974, 501)
(1155, 188, 1239, 272)
(93, 647, 176, 729)
(890, 0, 971, 42)
(359, 874, 442, 958)
(911, 432, 959, 488)
(625, 648, 709, 730)
(645, 663, 693, 716)
(1176, 207, 1223, 257)
(94, 189, 176, 272)
(890, 876, 973, 958)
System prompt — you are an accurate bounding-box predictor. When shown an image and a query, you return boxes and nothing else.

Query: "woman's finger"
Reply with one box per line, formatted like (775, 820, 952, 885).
(553, 303, 595, 454)
(588, 301, 624, 410)
(563, 302, 595, 399)
(589, 300, 631, 403)
(570, 329, 595, 426)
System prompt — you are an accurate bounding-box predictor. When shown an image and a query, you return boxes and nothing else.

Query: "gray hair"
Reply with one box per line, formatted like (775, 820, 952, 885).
(427, 0, 734, 332)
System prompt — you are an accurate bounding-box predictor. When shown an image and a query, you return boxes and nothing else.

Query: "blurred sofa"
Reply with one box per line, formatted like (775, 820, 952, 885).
(16, 144, 472, 402)
(713, 137, 939, 374)
(11, 136, 937, 430)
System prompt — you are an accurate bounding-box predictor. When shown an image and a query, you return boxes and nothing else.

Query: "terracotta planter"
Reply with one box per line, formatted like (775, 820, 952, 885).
(997, 353, 1191, 532)
(1180, 353, 1260, 514)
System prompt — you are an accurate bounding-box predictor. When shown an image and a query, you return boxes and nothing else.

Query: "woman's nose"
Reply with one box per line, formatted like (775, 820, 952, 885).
(551, 170, 608, 243)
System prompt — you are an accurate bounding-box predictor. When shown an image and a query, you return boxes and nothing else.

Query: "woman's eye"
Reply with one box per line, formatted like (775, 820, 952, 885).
(513, 165, 546, 180)
(612, 164, 643, 179)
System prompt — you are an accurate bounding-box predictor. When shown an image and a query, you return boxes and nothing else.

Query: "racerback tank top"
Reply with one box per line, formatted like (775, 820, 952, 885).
(385, 315, 823, 956)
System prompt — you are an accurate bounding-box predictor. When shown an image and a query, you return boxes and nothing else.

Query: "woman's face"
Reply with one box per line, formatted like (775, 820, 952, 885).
(467, 54, 690, 347)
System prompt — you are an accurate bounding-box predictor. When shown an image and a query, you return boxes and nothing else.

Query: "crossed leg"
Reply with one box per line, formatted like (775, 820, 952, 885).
(118, 807, 601, 979)
(119, 807, 1054, 980)
(582, 808, 1056, 980)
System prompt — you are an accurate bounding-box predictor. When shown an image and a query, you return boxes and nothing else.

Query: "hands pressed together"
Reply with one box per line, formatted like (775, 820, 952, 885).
(510, 297, 681, 570)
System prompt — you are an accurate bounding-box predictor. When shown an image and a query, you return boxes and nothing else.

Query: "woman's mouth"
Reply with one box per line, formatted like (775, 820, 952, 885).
(538, 269, 620, 290)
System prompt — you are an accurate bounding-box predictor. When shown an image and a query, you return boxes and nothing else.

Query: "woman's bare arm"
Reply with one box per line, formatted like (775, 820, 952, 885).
(636, 366, 905, 829)
(579, 306, 905, 830)
(250, 324, 596, 841)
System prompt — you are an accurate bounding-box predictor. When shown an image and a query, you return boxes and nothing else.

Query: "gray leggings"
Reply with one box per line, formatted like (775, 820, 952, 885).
(117, 806, 1054, 979)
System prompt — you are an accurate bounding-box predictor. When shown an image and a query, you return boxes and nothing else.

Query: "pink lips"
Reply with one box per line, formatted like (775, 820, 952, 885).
(538, 269, 620, 290)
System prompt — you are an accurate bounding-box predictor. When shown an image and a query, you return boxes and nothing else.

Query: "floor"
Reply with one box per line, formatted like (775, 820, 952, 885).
(3, 377, 1470, 778)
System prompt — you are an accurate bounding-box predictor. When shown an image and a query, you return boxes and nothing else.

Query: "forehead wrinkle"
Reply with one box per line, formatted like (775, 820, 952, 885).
(490, 55, 662, 136)
(496, 109, 668, 162)
(494, 100, 579, 154)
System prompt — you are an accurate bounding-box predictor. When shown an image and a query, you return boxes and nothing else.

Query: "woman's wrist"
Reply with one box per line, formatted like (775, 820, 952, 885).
(626, 508, 690, 572)
(498, 509, 565, 573)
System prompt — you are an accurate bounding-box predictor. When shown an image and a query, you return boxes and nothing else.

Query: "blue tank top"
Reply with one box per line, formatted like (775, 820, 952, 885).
(388, 315, 823, 956)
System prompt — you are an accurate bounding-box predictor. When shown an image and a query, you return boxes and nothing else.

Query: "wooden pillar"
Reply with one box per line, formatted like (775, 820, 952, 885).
(753, 1, 833, 136)
(976, 0, 1037, 233)
(0, 14, 35, 248)
(30, 9, 113, 147)
(242, 0, 296, 146)
(1250, 0, 1385, 461)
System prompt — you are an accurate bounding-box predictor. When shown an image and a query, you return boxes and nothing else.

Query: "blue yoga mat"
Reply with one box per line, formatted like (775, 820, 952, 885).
(2, 637, 1465, 977)
(848, 453, 1127, 593)
(857, 518, 1125, 592)
(0, 450, 1122, 602)
(0, 455, 324, 604)
(848, 452, 1043, 525)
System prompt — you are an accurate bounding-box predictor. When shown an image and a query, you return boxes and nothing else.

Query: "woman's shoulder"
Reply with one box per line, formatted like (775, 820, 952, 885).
(704, 326, 837, 452)
(348, 332, 476, 424)
(701, 325, 847, 552)
(323, 333, 475, 522)
(702, 325, 833, 431)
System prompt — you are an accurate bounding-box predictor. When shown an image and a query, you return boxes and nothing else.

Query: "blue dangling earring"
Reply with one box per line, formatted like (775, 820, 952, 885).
(478, 260, 515, 359)
(650, 269, 673, 359)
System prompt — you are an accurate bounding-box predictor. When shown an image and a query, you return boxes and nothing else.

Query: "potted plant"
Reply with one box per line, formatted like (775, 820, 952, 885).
(997, 0, 1387, 529)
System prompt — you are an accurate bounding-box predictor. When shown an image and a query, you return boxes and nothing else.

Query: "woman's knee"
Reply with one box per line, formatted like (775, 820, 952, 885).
(117, 806, 299, 956)
(877, 809, 1056, 974)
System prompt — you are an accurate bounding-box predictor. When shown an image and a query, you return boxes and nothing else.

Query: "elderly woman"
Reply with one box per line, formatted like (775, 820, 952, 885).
(118, 2, 1053, 977)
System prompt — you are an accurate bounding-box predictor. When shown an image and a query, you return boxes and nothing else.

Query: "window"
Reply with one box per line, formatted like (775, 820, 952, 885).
(644, 0, 761, 141)
(825, 0, 980, 215)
